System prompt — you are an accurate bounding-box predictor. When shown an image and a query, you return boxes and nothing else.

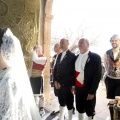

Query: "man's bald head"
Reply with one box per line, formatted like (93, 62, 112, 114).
(60, 38, 69, 42)
(79, 38, 89, 46)
(54, 43, 62, 54)
(54, 43, 60, 48)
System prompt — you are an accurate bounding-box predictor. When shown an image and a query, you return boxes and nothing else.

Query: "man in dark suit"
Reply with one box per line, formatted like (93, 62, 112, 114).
(71, 38, 101, 120)
(51, 43, 62, 114)
(53, 38, 76, 120)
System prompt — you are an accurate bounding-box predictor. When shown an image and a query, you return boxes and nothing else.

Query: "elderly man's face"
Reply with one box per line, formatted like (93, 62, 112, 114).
(60, 39, 69, 50)
(78, 39, 89, 53)
(110, 37, 120, 49)
(54, 44, 61, 53)
(36, 47, 42, 55)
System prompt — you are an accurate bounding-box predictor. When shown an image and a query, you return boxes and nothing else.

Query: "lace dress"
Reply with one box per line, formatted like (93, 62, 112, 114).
(0, 68, 40, 120)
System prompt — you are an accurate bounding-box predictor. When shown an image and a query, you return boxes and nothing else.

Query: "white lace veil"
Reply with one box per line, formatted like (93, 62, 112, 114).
(0, 28, 41, 120)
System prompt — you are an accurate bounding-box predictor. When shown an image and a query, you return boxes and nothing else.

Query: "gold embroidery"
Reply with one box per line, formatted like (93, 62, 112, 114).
(31, 69, 42, 78)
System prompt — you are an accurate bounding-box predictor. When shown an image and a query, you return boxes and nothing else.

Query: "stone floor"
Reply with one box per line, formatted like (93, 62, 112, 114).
(42, 81, 110, 120)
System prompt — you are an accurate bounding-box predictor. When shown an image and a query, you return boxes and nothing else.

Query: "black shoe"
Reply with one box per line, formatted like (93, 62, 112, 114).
(72, 107, 75, 114)
(51, 110, 60, 115)
(40, 109, 45, 117)
(108, 103, 114, 120)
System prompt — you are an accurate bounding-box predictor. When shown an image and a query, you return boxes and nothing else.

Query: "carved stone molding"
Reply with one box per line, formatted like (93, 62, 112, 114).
(0, 0, 41, 69)
(0, 1, 8, 16)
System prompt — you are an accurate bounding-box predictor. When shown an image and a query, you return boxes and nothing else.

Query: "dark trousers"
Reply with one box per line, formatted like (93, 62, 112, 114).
(54, 87, 58, 96)
(58, 86, 74, 110)
(75, 86, 96, 117)
(30, 76, 43, 94)
(105, 76, 120, 99)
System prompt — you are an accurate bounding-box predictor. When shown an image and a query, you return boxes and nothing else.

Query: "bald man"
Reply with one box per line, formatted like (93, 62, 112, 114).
(72, 38, 101, 120)
(53, 39, 76, 120)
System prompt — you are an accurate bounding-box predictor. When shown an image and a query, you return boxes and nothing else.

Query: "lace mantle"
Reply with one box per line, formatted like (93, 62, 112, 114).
(0, 68, 32, 120)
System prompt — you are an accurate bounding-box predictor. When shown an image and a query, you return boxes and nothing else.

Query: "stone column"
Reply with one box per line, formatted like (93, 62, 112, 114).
(43, 0, 53, 104)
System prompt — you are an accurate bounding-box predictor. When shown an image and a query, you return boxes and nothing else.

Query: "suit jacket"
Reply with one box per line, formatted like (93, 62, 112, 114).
(53, 50, 76, 87)
(51, 54, 57, 68)
(76, 51, 102, 94)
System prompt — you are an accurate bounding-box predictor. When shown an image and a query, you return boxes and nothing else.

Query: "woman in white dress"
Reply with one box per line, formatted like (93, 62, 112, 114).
(0, 28, 41, 120)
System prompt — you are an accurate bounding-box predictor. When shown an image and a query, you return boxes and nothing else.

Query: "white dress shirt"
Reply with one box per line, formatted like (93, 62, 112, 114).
(60, 50, 68, 62)
(75, 50, 89, 84)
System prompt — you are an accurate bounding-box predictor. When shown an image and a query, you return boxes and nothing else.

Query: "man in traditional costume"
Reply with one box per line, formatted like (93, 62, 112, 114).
(53, 38, 76, 120)
(51, 43, 62, 115)
(29, 45, 46, 117)
(104, 34, 120, 120)
(72, 38, 101, 120)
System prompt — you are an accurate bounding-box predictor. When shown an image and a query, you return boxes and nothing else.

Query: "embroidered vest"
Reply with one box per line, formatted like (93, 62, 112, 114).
(106, 49, 120, 79)
(32, 54, 46, 78)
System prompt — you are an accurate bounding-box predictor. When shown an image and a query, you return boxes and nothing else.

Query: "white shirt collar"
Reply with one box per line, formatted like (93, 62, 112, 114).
(79, 50, 89, 56)
(62, 49, 68, 55)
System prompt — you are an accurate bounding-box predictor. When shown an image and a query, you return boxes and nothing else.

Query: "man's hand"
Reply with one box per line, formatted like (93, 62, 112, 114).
(71, 87, 76, 95)
(54, 81, 58, 89)
(54, 81, 61, 89)
(57, 83, 61, 89)
(87, 94, 94, 100)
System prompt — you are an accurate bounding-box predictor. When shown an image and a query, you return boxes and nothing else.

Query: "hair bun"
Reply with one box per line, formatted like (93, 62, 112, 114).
(0, 28, 6, 46)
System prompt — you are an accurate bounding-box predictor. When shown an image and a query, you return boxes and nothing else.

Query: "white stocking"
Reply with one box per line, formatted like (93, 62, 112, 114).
(34, 96, 39, 107)
(59, 106, 66, 120)
(39, 95, 45, 108)
(68, 109, 73, 120)
(78, 113, 84, 120)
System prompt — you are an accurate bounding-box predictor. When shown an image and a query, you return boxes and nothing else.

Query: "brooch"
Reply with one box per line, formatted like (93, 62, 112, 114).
(63, 55, 67, 59)
(87, 58, 90, 62)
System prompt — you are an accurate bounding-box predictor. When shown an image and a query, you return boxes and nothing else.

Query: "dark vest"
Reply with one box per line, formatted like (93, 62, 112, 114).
(106, 49, 120, 78)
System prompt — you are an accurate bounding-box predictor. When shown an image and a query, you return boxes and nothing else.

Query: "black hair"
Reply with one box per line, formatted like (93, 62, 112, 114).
(0, 28, 6, 47)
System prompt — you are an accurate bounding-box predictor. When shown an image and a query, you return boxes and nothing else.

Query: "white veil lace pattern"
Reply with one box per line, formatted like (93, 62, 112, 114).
(0, 28, 41, 120)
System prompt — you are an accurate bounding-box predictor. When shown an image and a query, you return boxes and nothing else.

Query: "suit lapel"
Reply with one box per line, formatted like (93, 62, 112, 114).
(57, 53, 62, 64)
(60, 50, 69, 63)
(61, 52, 67, 62)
